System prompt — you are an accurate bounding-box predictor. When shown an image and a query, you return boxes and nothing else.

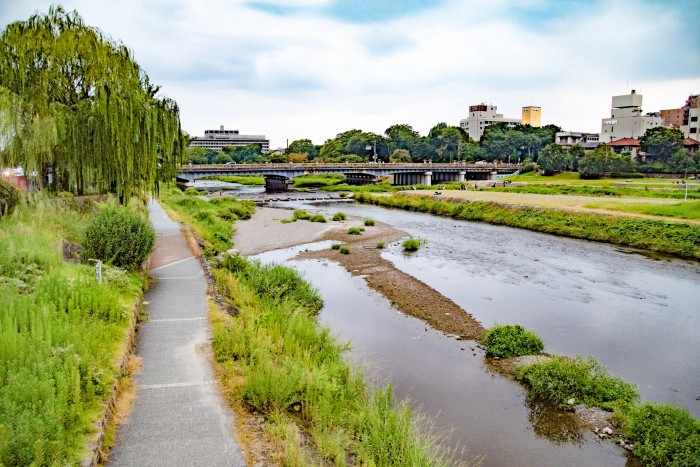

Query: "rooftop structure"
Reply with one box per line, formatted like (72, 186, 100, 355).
(189, 125, 270, 153)
(555, 131, 600, 150)
(600, 90, 663, 143)
(459, 103, 521, 141)
(522, 106, 541, 127)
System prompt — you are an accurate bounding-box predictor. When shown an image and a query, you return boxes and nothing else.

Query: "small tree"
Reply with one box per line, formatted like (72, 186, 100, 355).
(389, 148, 412, 163)
(537, 143, 569, 175)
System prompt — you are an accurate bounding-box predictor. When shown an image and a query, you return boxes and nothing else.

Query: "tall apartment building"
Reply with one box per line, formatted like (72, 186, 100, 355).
(189, 125, 270, 153)
(600, 90, 663, 143)
(522, 106, 541, 127)
(681, 95, 700, 138)
(660, 107, 684, 128)
(459, 103, 521, 141)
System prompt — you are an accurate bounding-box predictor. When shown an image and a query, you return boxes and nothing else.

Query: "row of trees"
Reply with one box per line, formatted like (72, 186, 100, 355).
(0, 7, 186, 200)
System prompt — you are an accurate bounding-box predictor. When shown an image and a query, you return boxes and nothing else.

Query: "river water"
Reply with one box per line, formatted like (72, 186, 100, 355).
(231, 187, 700, 465)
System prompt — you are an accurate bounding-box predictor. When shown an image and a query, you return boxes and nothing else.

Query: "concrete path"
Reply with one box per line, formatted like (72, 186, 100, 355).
(109, 200, 245, 467)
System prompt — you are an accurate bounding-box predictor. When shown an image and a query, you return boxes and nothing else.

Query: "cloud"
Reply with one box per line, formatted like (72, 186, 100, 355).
(0, 0, 698, 145)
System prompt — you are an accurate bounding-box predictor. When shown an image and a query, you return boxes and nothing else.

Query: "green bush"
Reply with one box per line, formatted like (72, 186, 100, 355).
(402, 238, 422, 252)
(483, 324, 544, 358)
(184, 187, 201, 196)
(332, 212, 346, 221)
(331, 243, 342, 250)
(339, 246, 350, 254)
(518, 356, 639, 409)
(623, 403, 700, 466)
(376, 242, 385, 249)
(364, 218, 375, 226)
(0, 178, 21, 216)
(308, 214, 327, 223)
(293, 210, 310, 220)
(519, 162, 537, 174)
(347, 227, 364, 235)
(80, 203, 155, 268)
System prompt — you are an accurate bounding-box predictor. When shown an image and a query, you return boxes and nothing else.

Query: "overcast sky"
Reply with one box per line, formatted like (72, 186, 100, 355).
(1, 0, 699, 148)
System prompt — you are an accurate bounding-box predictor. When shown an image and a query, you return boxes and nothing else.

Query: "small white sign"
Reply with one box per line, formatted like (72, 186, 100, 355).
(95, 261, 102, 284)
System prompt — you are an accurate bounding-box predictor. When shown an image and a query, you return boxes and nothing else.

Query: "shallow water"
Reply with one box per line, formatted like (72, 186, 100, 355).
(280, 201, 700, 418)
(252, 247, 628, 466)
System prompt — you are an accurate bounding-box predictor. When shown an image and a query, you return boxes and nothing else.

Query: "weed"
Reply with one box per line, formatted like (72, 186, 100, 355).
(347, 227, 364, 235)
(364, 218, 375, 226)
(376, 242, 385, 249)
(308, 214, 327, 223)
(402, 237, 422, 252)
(331, 243, 342, 250)
(332, 212, 346, 221)
(484, 324, 544, 358)
(339, 246, 350, 254)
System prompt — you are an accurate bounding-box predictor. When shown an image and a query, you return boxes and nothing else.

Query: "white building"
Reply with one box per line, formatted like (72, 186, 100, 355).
(555, 132, 600, 150)
(189, 125, 270, 153)
(600, 90, 663, 143)
(459, 103, 521, 141)
(680, 95, 700, 138)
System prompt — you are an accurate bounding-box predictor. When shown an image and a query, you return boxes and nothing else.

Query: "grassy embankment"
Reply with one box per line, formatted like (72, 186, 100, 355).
(202, 175, 265, 185)
(158, 186, 256, 257)
(490, 183, 700, 200)
(354, 192, 700, 259)
(484, 325, 700, 466)
(583, 200, 700, 221)
(506, 172, 692, 186)
(159, 186, 450, 465)
(0, 196, 148, 466)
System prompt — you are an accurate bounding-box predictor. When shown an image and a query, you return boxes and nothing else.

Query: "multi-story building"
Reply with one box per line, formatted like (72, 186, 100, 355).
(522, 106, 541, 127)
(681, 95, 700, 138)
(600, 90, 663, 143)
(459, 103, 521, 141)
(660, 107, 684, 128)
(189, 125, 270, 153)
(555, 131, 600, 150)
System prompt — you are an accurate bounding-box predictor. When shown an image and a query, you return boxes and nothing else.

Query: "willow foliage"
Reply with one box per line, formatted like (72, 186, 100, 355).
(0, 5, 185, 200)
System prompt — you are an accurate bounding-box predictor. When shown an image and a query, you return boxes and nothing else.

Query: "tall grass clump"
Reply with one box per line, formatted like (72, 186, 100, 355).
(332, 211, 346, 221)
(80, 202, 155, 268)
(0, 196, 147, 465)
(159, 186, 255, 257)
(622, 403, 700, 466)
(308, 214, 326, 223)
(484, 324, 544, 358)
(210, 254, 450, 465)
(347, 226, 364, 235)
(364, 218, 375, 226)
(518, 356, 639, 410)
(354, 192, 700, 259)
(402, 237, 422, 252)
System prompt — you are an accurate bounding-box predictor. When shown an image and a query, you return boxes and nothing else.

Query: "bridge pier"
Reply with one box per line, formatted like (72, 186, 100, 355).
(392, 171, 433, 186)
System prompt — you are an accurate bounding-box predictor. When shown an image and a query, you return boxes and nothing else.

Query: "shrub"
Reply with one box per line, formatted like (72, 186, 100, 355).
(622, 403, 700, 466)
(331, 243, 342, 250)
(347, 227, 364, 235)
(339, 246, 350, 254)
(0, 178, 21, 216)
(376, 242, 385, 249)
(308, 214, 327, 223)
(332, 212, 346, 221)
(518, 356, 639, 409)
(364, 218, 375, 226)
(184, 187, 201, 196)
(520, 162, 537, 174)
(80, 203, 155, 269)
(402, 238, 422, 251)
(483, 324, 544, 358)
(293, 210, 310, 220)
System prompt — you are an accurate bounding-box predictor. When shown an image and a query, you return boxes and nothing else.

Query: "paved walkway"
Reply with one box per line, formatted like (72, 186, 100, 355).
(109, 200, 245, 467)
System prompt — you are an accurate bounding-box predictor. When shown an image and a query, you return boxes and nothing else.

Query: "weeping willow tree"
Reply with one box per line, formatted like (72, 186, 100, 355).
(0, 5, 185, 200)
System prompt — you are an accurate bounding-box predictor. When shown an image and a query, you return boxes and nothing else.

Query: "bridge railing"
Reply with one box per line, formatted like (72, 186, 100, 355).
(180, 162, 521, 172)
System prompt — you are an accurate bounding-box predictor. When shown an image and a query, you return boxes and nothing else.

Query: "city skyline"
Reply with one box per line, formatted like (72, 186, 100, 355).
(1, 0, 698, 149)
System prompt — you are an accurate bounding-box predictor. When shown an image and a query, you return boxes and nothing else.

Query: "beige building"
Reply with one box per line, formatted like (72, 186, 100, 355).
(459, 103, 521, 141)
(680, 95, 700, 139)
(522, 106, 541, 127)
(600, 90, 663, 143)
(189, 125, 270, 153)
(660, 107, 684, 128)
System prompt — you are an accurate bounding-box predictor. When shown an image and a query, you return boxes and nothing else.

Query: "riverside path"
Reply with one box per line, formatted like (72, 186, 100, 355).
(109, 200, 245, 466)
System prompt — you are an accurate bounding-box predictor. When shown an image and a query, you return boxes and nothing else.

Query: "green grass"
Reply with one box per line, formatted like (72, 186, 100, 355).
(517, 356, 639, 410)
(308, 214, 327, 223)
(483, 324, 544, 358)
(293, 174, 345, 188)
(339, 246, 350, 254)
(376, 242, 385, 249)
(331, 243, 342, 250)
(622, 403, 700, 466)
(402, 237, 422, 252)
(211, 254, 451, 465)
(354, 192, 700, 259)
(332, 211, 346, 221)
(584, 200, 700, 220)
(0, 196, 147, 466)
(203, 175, 265, 185)
(364, 218, 375, 226)
(490, 183, 700, 200)
(347, 227, 364, 235)
(505, 172, 686, 186)
(160, 186, 256, 257)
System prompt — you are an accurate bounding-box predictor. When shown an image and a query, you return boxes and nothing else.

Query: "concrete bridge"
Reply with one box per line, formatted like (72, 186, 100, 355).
(177, 162, 520, 191)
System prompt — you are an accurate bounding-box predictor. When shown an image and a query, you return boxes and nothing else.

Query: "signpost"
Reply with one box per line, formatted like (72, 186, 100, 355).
(95, 261, 102, 284)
